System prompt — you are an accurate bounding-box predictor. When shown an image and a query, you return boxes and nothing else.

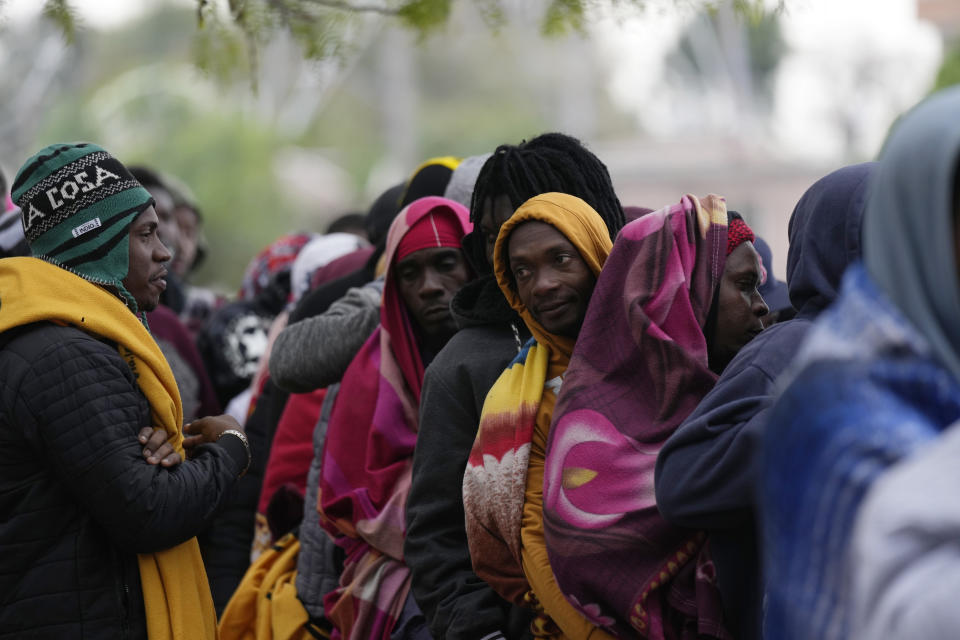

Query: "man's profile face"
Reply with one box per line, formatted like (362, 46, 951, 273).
(122, 206, 172, 312)
(709, 241, 768, 372)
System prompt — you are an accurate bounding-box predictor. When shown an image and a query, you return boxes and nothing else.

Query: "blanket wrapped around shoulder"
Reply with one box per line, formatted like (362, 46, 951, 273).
(543, 196, 731, 639)
(317, 197, 472, 640)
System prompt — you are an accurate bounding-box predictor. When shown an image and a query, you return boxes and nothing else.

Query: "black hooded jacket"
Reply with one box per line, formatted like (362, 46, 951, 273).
(654, 163, 876, 639)
(405, 274, 533, 640)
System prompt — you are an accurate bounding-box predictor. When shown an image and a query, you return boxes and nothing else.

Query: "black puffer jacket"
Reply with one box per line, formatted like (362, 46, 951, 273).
(0, 322, 248, 639)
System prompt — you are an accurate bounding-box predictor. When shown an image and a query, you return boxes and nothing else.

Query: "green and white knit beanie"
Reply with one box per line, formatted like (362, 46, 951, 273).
(12, 142, 153, 310)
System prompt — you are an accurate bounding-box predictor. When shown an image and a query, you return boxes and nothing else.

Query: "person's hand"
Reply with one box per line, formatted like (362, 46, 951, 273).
(183, 414, 244, 458)
(138, 427, 182, 467)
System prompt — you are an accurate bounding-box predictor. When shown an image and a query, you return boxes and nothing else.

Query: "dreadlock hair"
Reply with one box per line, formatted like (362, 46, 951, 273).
(470, 132, 625, 242)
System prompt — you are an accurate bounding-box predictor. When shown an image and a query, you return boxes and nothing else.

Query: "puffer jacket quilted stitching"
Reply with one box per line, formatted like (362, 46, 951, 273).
(0, 322, 248, 639)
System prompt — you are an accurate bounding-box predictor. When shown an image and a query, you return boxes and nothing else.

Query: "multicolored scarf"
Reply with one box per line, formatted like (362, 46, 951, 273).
(543, 195, 732, 639)
(318, 197, 471, 640)
(462, 194, 612, 628)
(0, 257, 217, 640)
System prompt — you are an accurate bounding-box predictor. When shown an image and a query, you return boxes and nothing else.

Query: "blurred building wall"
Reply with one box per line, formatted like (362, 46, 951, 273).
(919, 0, 960, 39)
(599, 135, 832, 278)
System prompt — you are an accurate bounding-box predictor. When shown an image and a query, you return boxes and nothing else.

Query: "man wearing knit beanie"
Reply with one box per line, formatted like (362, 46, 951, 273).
(13, 143, 162, 310)
(0, 142, 251, 639)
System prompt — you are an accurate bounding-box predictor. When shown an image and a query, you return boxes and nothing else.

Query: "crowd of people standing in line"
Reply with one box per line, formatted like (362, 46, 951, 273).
(3, 85, 960, 640)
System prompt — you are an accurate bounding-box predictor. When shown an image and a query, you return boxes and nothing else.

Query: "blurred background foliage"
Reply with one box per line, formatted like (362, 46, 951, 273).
(9, 1, 634, 288)
(933, 40, 960, 91)
(2, 0, 956, 291)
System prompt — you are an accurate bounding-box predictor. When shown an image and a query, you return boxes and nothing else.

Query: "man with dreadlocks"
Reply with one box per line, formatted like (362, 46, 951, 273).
(404, 132, 625, 640)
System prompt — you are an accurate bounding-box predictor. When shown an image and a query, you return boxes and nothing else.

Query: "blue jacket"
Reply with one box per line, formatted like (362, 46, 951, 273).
(758, 264, 960, 640)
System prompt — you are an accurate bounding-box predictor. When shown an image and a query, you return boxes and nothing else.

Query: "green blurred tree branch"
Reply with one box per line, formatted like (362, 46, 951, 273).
(932, 40, 960, 92)
(34, 0, 786, 79)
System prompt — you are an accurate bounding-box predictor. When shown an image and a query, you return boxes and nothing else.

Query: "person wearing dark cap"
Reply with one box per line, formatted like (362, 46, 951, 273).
(0, 142, 251, 639)
(654, 163, 876, 639)
(398, 156, 461, 209)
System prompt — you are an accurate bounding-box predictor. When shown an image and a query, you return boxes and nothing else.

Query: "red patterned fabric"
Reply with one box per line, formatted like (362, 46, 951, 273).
(726, 217, 755, 256)
(257, 387, 327, 517)
(544, 195, 732, 639)
(318, 197, 472, 640)
(238, 233, 314, 300)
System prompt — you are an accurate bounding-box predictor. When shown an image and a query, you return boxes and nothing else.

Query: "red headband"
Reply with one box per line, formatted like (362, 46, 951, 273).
(727, 217, 755, 256)
(396, 207, 465, 261)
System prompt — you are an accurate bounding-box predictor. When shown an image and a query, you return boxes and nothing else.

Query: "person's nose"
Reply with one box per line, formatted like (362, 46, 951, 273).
(531, 268, 561, 299)
(753, 290, 769, 317)
(419, 268, 445, 299)
(155, 238, 173, 264)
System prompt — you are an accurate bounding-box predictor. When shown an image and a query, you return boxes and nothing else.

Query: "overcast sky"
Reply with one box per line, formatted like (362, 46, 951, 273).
(595, 0, 942, 160)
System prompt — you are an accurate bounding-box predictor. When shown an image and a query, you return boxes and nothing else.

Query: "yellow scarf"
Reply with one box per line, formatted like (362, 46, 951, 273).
(219, 534, 317, 640)
(0, 257, 218, 640)
(464, 194, 614, 638)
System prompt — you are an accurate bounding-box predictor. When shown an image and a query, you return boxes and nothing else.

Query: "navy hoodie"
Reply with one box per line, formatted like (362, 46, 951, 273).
(654, 162, 876, 639)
